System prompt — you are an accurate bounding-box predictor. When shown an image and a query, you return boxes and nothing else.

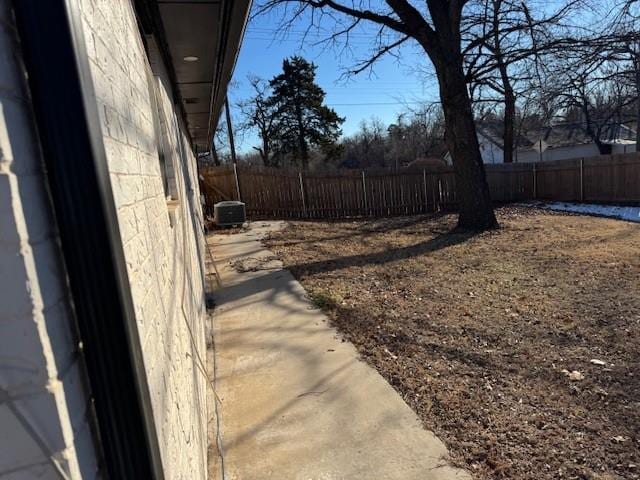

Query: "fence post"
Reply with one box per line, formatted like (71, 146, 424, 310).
(579, 157, 584, 202)
(532, 163, 537, 200)
(423, 169, 428, 212)
(233, 163, 241, 202)
(361, 170, 367, 216)
(299, 171, 307, 218)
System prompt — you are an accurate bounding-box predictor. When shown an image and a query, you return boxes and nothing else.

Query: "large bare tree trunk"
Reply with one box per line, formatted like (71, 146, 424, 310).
(257, 0, 499, 229)
(427, 0, 498, 230)
(437, 58, 498, 230)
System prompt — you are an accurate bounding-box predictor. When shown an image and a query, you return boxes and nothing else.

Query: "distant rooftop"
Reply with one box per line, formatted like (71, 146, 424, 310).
(477, 120, 637, 151)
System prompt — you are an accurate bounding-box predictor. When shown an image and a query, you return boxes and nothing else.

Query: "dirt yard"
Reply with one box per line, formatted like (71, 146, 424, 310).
(264, 207, 640, 480)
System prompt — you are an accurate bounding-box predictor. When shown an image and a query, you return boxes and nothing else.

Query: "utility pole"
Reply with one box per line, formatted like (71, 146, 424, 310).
(211, 143, 221, 166)
(225, 96, 241, 201)
(538, 139, 542, 163)
(224, 95, 237, 165)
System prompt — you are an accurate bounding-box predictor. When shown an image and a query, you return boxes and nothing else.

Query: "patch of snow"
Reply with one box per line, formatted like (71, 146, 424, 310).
(536, 202, 640, 223)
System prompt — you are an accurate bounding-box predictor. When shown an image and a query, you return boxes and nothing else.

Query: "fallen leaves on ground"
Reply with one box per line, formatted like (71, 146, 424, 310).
(265, 207, 640, 480)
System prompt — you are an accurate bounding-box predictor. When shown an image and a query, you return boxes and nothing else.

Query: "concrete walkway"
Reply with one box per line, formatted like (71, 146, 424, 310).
(207, 222, 470, 480)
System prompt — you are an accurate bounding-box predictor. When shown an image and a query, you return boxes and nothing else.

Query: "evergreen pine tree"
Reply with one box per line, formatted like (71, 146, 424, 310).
(268, 56, 344, 169)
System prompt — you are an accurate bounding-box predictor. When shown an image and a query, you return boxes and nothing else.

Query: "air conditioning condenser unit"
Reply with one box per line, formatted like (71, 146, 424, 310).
(214, 201, 246, 227)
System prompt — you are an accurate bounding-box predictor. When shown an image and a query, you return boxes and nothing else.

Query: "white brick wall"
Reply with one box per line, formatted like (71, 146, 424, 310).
(79, 0, 208, 478)
(1, 0, 209, 477)
(0, 0, 99, 478)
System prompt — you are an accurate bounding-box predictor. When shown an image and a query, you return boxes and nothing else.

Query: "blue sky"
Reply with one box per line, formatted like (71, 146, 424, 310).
(225, 1, 609, 154)
(227, 7, 440, 153)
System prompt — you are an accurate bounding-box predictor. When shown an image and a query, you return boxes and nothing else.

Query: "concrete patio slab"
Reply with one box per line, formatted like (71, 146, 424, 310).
(207, 222, 470, 480)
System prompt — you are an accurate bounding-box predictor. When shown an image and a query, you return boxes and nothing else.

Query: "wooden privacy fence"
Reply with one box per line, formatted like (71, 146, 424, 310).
(201, 165, 458, 218)
(200, 153, 640, 219)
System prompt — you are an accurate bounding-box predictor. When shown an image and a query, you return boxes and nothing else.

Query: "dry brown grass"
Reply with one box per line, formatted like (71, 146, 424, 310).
(265, 207, 640, 480)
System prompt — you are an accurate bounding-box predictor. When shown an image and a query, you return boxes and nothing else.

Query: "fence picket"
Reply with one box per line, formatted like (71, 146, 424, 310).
(199, 153, 640, 220)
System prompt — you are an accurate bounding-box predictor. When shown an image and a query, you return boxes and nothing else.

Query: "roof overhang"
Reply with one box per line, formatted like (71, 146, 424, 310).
(136, 0, 251, 152)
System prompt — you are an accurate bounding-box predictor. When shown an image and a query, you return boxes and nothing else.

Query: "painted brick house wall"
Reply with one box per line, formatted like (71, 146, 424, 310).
(1, 0, 209, 478)
(0, 0, 100, 477)
(78, 0, 208, 478)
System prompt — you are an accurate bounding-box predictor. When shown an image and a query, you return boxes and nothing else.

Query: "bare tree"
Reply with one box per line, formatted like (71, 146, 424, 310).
(554, 57, 634, 153)
(538, 0, 640, 153)
(211, 118, 229, 165)
(600, 0, 640, 150)
(238, 76, 281, 166)
(337, 107, 446, 169)
(462, 0, 580, 162)
(339, 117, 390, 168)
(257, 0, 498, 230)
(389, 106, 446, 163)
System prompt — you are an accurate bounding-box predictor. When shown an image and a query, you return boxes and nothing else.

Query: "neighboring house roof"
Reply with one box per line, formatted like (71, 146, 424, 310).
(477, 121, 637, 151)
(532, 122, 636, 148)
(477, 124, 533, 150)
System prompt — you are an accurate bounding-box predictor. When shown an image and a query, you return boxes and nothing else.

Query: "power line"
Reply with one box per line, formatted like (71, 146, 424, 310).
(246, 28, 386, 38)
(232, 90, 429, 94)
(232, 84, 429, 91)
(243, 37, 382, 46)
(328, 100, 428, 106)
